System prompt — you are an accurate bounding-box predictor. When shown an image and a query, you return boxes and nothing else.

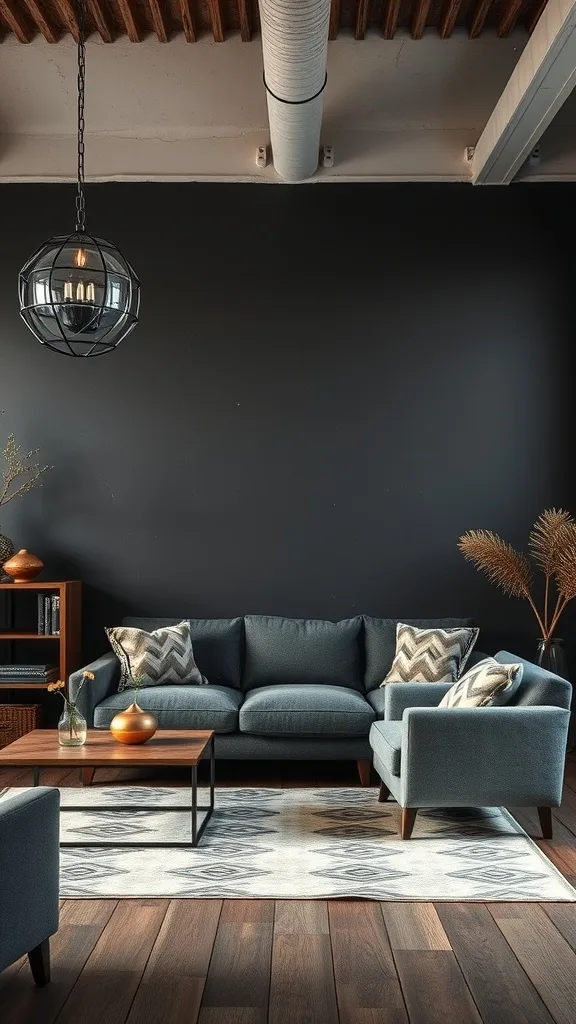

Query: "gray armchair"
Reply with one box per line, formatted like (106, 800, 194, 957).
(369, 651, 571, 839)
(0, 788, 60, 984)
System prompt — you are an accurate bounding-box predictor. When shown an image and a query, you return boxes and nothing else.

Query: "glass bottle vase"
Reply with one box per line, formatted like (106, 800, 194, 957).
(536, 638, 568, 679)
(58, 704, 87, 747)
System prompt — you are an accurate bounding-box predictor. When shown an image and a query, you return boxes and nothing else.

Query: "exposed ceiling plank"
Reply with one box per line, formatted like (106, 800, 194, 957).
(148, 0, 168, 41)
(237, 0, 251, 40)
(439, 0, 463, 35)
(382, 0, 401, 36)
(329, 0, 340, 38)
(116, 0, 141, 41)
(498, 0, 524, 34)
(22, 0, 59, 41)
(471, 0, 576, 183)
(53, 0, 79, 40)
(0, 0, 33, 40)
(469, 0, 493, 36)
(527, 0, 548, 30)
(208, 0, 224, 40)
(411, 0, 432, 37)
(88, 0, 115, 41)
(355, 0, 369, 38)
(179, 0, 196, 40)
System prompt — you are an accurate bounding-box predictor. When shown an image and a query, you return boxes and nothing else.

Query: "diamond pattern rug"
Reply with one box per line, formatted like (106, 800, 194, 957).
(5, 787, 574, 900)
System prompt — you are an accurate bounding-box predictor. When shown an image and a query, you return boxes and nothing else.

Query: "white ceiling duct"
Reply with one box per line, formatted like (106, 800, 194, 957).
(258, 0, 331, 182)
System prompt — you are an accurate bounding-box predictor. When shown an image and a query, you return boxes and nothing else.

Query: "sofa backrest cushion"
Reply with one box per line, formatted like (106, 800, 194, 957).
(363, 616, 475, 691)
(243, 615, 363, 690)
(121, 617, 243, 689)
(495, 650, 572, 710)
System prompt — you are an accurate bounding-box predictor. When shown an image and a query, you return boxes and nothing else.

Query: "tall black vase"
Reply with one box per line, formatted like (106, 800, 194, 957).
(536, 638, 574, 751)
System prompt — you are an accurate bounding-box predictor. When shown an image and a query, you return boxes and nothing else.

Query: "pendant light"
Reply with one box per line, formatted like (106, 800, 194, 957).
(18, 0, 140, 357)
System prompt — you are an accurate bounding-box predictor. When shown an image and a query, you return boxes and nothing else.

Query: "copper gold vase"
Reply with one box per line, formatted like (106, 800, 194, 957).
(109, 702, 158, 745)
(3, 548, 43, 583)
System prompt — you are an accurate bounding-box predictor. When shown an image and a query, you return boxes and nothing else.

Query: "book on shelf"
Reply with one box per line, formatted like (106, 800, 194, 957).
(0, 664, 58, 682)
(37, 595, 60, 635)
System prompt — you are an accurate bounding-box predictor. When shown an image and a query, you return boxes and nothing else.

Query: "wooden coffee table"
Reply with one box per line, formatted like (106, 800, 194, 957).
(0, 729, 215, 848)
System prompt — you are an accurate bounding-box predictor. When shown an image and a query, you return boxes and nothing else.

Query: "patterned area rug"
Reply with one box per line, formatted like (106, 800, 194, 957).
(7, 786, 576, 900)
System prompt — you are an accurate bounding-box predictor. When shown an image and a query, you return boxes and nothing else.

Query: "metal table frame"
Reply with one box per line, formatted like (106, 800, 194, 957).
(32, 735, 215, 849)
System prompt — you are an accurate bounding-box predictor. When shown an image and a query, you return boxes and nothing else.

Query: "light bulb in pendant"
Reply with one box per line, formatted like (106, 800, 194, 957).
(74, 248, 87, 268)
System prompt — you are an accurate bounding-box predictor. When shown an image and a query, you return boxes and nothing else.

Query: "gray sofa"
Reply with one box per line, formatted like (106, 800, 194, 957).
(71, 614, 480, 782)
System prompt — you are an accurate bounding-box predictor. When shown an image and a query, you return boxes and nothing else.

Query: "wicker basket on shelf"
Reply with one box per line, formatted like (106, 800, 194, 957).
(0, 705, 41, 750)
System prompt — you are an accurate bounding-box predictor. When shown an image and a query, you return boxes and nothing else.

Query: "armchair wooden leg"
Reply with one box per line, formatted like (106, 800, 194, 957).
(28, 939, 51, 986)
(81, 768, 95, 787)
(538, 807, 553, 840)
(357, 760, 372, 787)
(401, 807, 418, 840)
(378, 781, 390, 803)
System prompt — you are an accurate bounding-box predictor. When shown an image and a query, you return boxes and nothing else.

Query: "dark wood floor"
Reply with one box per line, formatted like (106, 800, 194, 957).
(1, 755, 576, 1024)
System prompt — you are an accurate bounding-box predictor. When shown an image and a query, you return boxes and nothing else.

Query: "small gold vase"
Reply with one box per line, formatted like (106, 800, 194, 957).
(110, 702, 158, 745)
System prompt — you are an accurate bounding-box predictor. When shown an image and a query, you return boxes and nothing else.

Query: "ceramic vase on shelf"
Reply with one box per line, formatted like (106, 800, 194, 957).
(0, 532, 14, 579)
(110, 702, 157, 745)
(58, 705, 87, 747)
(2, 548, 43, 583)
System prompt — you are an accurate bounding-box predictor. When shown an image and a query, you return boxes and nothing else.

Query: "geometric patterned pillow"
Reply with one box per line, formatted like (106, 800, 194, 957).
(106, 620, 208, 692)
(438, 657, 523, 708)
(381, 622, 479, 686)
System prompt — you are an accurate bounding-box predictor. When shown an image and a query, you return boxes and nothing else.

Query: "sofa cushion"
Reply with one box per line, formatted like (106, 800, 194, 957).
(239, 684, 375, 736)
(369, 721, 402, 776)
(243, 615, 363, 691)
(363, 617, 475, 691)
(93, 684, 242, 733)
(107, 620, 208, 691)
(439, 657, 523, 709)
(122, 617, 243, 689)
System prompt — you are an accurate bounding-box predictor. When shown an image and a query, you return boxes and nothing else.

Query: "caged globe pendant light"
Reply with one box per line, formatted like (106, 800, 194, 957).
(18, 0, 140, 357)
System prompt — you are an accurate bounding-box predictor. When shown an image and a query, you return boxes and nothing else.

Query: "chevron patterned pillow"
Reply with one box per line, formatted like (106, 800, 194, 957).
(106, 620, 208, 691)
(381, 623, 479, 685)
(439, 657, 523, 708)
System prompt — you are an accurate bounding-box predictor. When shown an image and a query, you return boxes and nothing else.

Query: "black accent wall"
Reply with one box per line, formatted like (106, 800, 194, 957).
(1, 183, 575, 664)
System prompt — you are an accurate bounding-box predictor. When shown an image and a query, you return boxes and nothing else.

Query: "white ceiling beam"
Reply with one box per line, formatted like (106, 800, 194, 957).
(470, 0, 576, 184)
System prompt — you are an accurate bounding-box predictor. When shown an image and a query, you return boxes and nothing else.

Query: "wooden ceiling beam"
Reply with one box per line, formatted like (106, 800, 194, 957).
(382, 0, 400, 37)
(329, 0, 340, 38)
(237, 0, 251, 39)
(355, 0, 369, 38)
(53, 0, 79, 40)
(439, 0, 463, 35)
(411, 0, 431, 37)
(179, 0, 196, 40)
(498, 0, 524, 34)
(0, 0, 33, 41)
(527, 0, 548, 30)
(208, 0, 224, 41)
(23, 0, 60, 41)
(469, 0, 492, 36)
(117, 0, 141, 41)
(148, 0, 169, 41)
(88, 0, 115, 42)
(471, 0, 576, 183)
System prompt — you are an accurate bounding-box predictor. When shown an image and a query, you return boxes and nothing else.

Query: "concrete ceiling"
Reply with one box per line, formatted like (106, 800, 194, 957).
(0, 22, 575, 182)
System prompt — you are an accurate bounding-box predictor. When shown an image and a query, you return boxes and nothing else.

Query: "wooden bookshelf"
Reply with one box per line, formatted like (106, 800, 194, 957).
(0, 581, 82, 688)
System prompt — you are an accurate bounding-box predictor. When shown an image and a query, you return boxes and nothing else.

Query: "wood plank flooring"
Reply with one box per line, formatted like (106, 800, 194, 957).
(1, 754, 576, 1024)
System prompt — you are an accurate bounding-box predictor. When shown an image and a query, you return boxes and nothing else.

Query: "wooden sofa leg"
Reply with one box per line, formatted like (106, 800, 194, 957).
(401, 807, 418, 840)
(378, 781, 390, 803)
(81, 768, 95, 787)
(538, 807, 553, 840)
(357, 760, 371, 787)
(28, 939, 51, 986)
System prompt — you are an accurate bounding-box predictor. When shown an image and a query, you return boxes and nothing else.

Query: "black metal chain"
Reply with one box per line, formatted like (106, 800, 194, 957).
(75, 0, 86, 233)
